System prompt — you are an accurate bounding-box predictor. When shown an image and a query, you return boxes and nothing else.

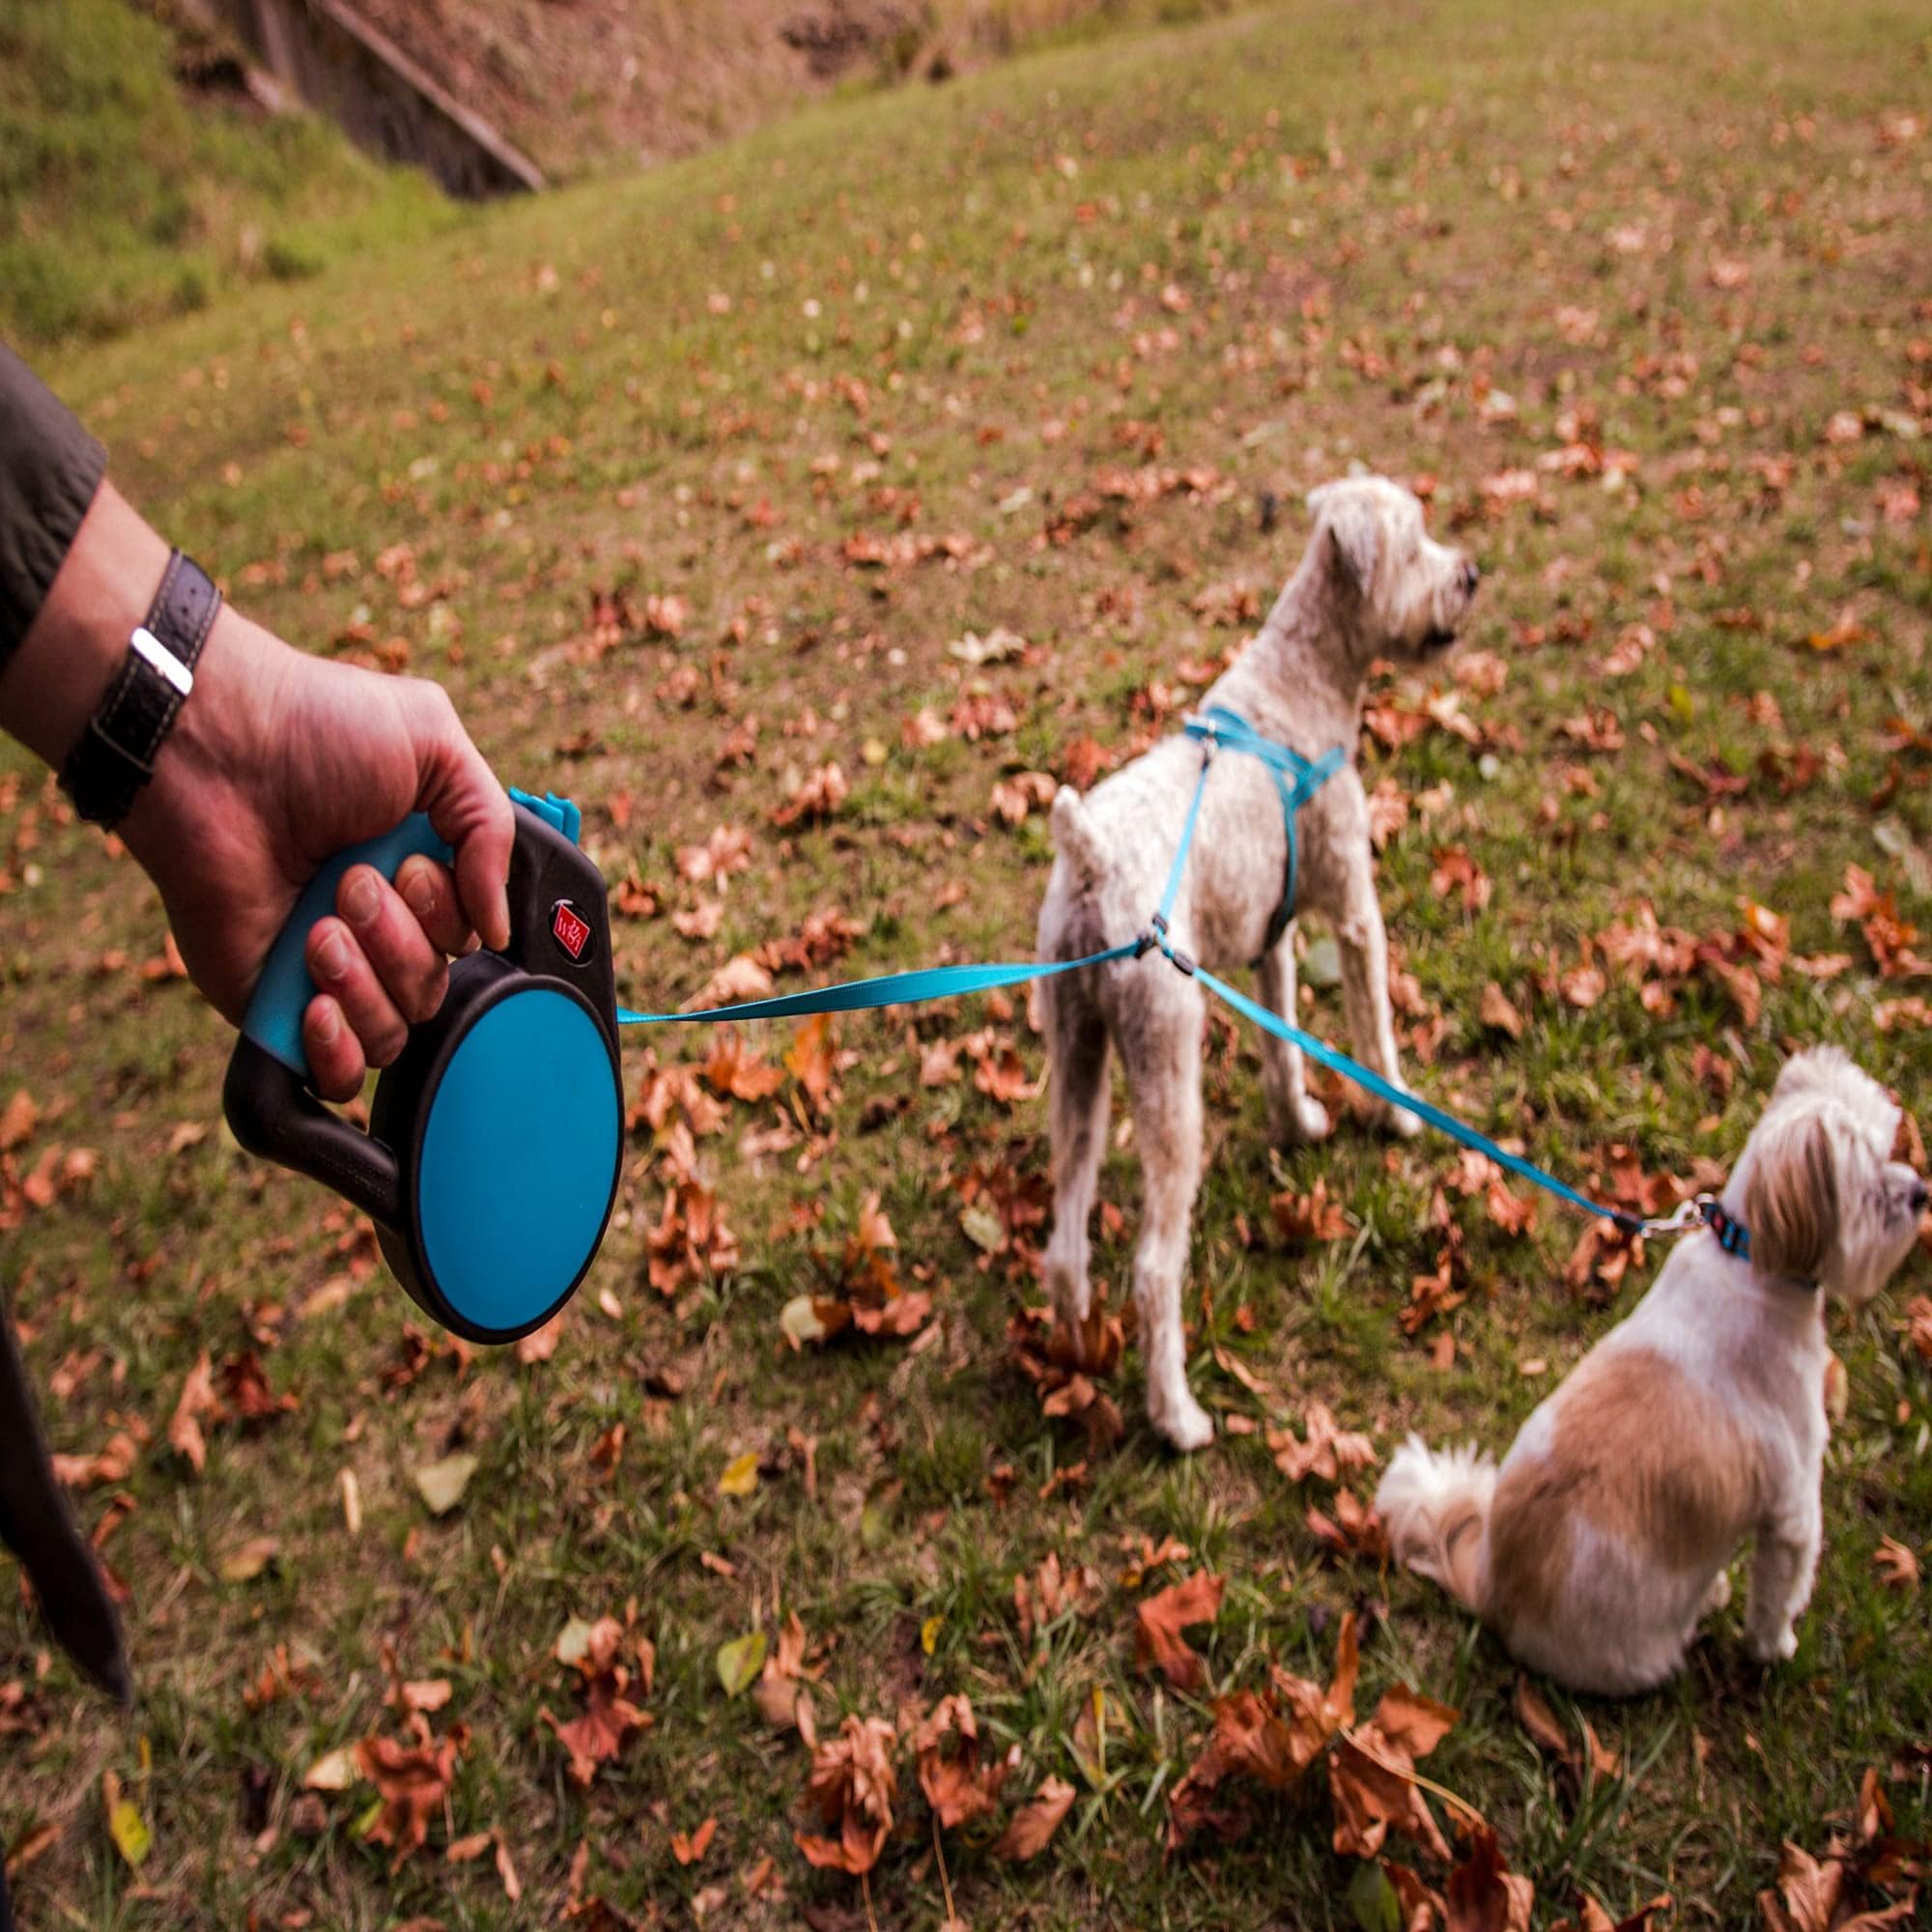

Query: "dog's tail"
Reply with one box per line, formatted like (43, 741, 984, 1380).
(1375, 1435, 1495, 1612)
(1049, 785, 1108, 889)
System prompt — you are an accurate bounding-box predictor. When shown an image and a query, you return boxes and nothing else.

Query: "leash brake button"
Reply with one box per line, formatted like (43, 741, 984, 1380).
(508, 785, 582, 845)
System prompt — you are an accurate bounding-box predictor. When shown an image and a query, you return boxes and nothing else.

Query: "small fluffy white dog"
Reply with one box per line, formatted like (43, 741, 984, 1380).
(1037, 476, 1480, 1450)
(1377, 1046, 1926, 1695)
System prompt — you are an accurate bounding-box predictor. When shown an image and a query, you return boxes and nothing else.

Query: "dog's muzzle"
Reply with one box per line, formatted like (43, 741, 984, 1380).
(1422, 559, 1481, 652)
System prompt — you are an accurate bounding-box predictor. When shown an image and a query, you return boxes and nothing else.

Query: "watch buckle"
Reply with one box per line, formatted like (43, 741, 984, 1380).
(129, 625, 193, 697)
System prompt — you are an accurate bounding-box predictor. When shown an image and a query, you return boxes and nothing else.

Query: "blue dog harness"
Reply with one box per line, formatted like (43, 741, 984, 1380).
(1183, 706, 1347, 960)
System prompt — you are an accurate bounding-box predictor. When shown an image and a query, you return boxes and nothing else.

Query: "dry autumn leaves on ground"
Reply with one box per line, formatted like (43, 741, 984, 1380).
(4, 0, 1932, 1926)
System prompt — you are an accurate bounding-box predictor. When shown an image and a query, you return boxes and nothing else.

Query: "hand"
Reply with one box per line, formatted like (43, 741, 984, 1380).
(0, 484, 512, 1102)
(123, 607, 513, 1098)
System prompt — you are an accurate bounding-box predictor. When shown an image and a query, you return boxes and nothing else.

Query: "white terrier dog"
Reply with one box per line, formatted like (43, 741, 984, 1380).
(1037, 476, 1480, 1450)
(1377, 1046, 1926, 1695)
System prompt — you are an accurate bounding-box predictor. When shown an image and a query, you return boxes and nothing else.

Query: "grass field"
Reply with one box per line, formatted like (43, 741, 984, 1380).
(4, 0, 1931, 1924)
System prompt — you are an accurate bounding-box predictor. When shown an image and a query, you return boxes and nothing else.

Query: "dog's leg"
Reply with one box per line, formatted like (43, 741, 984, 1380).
(1041, 980, 1111, 1329)
(1745, 1498, 1821, 1664)
(1119, 979, 1213, 1451)
(1336, 868, 1421, 1138)
(1256, 927, 1329, 1145)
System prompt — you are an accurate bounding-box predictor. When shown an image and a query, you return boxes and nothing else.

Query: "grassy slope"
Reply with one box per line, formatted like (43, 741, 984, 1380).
(0, 0, 444, 346)
(5, 0, 1932, 1924)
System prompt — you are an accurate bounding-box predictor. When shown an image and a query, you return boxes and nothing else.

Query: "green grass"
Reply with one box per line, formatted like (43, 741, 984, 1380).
(4, 0, 1932, 1924)
(0, 0, 444, 346)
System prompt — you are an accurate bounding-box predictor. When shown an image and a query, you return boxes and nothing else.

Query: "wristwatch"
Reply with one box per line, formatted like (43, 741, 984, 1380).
(60, 550, 220, 828)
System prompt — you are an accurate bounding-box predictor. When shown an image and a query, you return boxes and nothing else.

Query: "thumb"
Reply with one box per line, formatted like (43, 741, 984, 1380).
(406, 684, 513, 952)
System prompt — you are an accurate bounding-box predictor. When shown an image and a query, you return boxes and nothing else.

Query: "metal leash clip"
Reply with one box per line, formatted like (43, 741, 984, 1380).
(1182, 715, 1220, 760)
(1638, 1192, 1717, 1240)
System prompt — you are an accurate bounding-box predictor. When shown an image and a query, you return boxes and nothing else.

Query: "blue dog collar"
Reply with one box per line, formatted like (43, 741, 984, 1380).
(1702, 1198, 1751, 1261)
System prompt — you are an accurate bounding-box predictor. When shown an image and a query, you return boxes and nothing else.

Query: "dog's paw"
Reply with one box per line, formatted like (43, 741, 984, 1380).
(1153, 1391, 1216, 1454)
(1378, 1100, 1424, 1141)
(1271, 1094, 1332, 1147)
(1747, 1621, 1799, 1665)
(1043, 1257, 1093, 1330)
(1701, 1569, 1733, 1616)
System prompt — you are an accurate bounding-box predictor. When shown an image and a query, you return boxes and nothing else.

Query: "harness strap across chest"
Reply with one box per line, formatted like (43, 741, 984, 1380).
(1179, 705, 1347, 961)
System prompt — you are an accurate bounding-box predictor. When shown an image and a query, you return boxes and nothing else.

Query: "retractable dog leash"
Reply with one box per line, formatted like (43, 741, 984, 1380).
(223, 788, 623, 1345)
(223, 712, 1727, 1345)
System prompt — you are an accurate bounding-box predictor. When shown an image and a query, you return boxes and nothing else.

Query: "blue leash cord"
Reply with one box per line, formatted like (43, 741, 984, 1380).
(617, 939, 1140, 1027)
(618, 705, 1659, 1241)
(1180, 954, 1643, 1234)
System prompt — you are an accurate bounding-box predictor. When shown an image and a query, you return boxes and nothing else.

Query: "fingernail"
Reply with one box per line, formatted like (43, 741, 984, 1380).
(401, 868, 437, 923)
(314, 928, 349, 980)
(342, 869, 380, 927)
(313, 1001, 340, 1044)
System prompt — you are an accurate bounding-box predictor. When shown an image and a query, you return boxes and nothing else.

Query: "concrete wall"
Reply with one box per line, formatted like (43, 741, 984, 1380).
(212, 0, 543, 199)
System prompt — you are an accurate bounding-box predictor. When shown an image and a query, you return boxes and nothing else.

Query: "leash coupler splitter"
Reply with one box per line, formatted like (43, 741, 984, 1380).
(222, 789, 623, 1345)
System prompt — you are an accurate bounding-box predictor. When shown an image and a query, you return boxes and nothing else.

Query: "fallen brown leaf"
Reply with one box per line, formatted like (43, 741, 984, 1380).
(1134, 1570, 1225, 1691)
(1167, 1613, 1359, 1849)
(1268, 1401, 1377, 1485)
(796, 1715, 898, 1875)
(991, 1774, 1076, 1862)
(355, 1720, 469, 1870)
(1444, 1826, 1535, 1932)
(913, 1693, 1011, 1830)
(167, 1352, 216, 1474)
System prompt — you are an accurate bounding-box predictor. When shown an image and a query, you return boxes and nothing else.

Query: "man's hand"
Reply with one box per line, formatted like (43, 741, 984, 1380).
(124, 606, 513, 1098)
(1, 484, 512, 1101)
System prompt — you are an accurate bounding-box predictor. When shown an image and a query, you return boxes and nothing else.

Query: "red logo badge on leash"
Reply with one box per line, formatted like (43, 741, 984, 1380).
(551, 900, 591, 961)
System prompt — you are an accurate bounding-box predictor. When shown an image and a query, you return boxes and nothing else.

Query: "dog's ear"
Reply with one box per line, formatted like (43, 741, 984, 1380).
(1310, 486, 1379, 590)
(1744, 1110, 1840, 1283)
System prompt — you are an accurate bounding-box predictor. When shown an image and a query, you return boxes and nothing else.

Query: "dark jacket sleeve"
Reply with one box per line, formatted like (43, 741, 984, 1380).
(0, 342, 106, 668)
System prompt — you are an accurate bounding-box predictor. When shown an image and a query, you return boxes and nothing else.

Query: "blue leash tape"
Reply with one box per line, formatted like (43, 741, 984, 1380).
(617, 703, 1650, 1239)
(1182, 956, 1641, 1234)
(618, 939, 1141, 1028)
(1156, 753, 1215, 930)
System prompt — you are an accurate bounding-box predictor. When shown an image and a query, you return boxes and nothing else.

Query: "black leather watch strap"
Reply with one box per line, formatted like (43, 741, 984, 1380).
(60, 550, 220, 828)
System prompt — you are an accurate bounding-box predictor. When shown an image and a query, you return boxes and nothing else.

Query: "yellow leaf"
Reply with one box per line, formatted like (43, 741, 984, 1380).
(219, 1535, 280, 1583)
(104, 1776, 150, 1869)
(413, 1451, 479, 1516)
(302, 1746, 360, 1792)
(715, 1631, 766, 1696)
(781, 1294, 832, 1347)
(718, 1451, 759, 1498)
(554, 1614, 598, 1667)
(921, 1614, 944, 1656)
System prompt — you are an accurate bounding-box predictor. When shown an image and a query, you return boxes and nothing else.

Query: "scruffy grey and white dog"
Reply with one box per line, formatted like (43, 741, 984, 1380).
(1376, 1045, 1926, 1695)
(1037, 475, 1481, 1450)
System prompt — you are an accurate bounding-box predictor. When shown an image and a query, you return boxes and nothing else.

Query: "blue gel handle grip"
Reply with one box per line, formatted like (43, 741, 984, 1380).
(241, 814, 454, 1077)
